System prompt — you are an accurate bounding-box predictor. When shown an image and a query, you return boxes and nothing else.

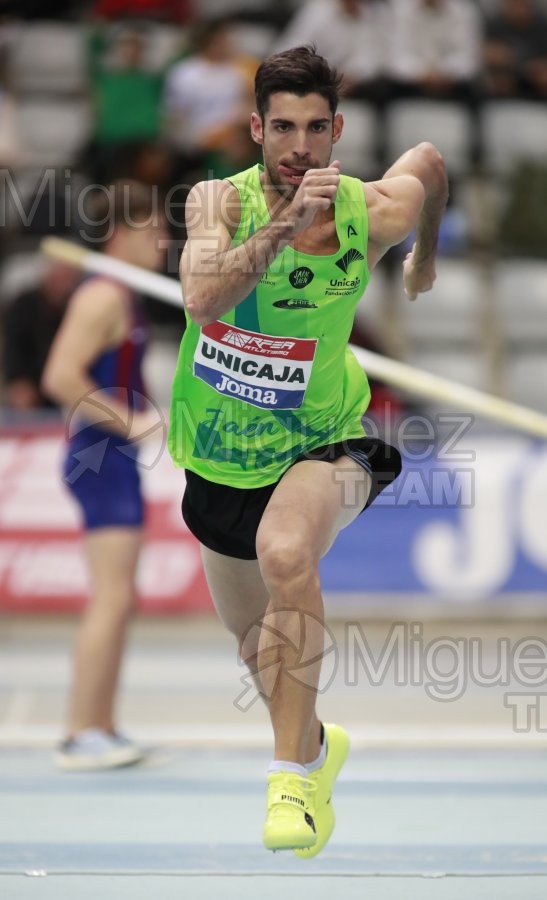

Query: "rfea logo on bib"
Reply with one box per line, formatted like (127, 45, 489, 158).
(194, 322, 317, 409)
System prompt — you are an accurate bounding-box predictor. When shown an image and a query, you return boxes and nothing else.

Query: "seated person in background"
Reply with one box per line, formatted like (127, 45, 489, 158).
(163, 16, 258, 178)
(483, 0, 547, 101)
(274, 0, 388, 103)
(86, 23, 171, 182)
(3, 260, 80, 411)
(387, 0, 481, 104)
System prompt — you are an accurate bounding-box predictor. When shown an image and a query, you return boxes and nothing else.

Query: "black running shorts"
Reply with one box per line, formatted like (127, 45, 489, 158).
(182, 437, 402, 560)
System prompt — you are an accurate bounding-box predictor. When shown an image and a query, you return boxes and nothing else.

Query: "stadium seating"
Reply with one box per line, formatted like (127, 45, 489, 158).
(15, 99, 91, 168)
(10, 23, 88, 95)
(231, 23, 277, 59)
(354, 262, 389, 340)
(3, 15, 547, 421)
(385, 100, 473, 177)
(504, 353, 547, 415)
(398, 259, 484, 341)
(481, 101, 547, 176)
(145, 24, 187, 70)
(404, 348, 491, 396)
(493, 259, 547, 342)
(0, 252, 47, 306)
(335, 100, 379, 179)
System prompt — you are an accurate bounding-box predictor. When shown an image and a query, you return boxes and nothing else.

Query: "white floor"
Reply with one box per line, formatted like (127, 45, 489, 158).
(1, 615, 547, 749)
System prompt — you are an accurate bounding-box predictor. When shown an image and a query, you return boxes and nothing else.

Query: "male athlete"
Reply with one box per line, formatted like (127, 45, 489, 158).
(169, 46, 448, 854)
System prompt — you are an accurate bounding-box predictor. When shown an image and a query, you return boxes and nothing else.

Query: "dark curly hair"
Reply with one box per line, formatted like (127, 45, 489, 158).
(255, 45, 343, 120)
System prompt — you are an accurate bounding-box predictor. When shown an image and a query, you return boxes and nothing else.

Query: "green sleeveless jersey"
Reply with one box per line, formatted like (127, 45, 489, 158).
(168, 163, 371, 488)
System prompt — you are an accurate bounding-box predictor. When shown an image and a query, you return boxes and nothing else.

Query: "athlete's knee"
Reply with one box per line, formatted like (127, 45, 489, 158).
(256, 532, 317, 592)
(239, 630, 259, 669)
(91, 582, 136, 616)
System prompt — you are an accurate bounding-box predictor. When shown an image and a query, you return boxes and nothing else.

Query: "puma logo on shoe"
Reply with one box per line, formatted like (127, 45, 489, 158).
(281, 794, 305, 806)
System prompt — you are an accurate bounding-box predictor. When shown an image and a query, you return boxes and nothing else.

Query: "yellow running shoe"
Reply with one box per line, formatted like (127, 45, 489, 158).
(263, 771, 317, 851)
(294, 723, 350, 858)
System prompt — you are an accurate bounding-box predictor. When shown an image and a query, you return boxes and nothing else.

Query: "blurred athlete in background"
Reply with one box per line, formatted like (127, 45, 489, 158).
(43, 181, 168, 770)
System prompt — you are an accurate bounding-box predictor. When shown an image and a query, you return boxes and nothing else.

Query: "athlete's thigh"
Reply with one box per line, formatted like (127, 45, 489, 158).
(200, 545, 269, 639)
(257, 456, 371, 561)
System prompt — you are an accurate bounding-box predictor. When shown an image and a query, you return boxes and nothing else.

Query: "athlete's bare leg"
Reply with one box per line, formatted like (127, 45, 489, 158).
(200, 545, 323, 764)
(256, 456, 371, 765)
(66, 527, 142, 736)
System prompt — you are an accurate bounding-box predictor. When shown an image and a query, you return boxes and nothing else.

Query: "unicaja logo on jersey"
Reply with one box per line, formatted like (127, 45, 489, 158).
(335, 248, 365, 275)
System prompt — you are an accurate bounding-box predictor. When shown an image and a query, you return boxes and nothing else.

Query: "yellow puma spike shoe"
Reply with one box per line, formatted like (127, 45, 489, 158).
(294, 723, 350, 858)
(263, 771, 317, 851)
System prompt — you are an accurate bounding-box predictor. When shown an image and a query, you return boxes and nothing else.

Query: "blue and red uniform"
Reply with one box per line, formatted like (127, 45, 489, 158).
(64, 281, 148, 530)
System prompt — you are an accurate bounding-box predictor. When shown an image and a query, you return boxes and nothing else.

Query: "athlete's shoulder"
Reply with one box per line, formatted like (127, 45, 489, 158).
(68, 275, 128, 327)
(188, 165, 259, 205)
(185, 178, 242, 239)
(337, 174, 369, 219)
(225, 163, 261, 191)
(364, 175, 425, 257)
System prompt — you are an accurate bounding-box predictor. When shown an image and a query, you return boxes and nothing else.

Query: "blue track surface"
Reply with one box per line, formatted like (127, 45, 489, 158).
(1, 748, 547, 898)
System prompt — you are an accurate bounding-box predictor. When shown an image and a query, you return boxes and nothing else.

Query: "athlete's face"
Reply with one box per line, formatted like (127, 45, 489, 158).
(251, 92, 343, 200)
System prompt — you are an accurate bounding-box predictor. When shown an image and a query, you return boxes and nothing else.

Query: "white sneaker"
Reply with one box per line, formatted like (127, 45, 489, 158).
(55, 728, 146, 771)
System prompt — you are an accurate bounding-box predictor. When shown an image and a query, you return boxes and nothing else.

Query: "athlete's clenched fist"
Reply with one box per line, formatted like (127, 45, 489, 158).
(403, 241, 437, 301)
(285, 161, 341, 235)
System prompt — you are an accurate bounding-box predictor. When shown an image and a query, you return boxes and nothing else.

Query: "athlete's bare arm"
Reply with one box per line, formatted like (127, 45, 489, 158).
(365, 141, 448, 299)
(42, 279, 157, 440)
(181, 163, 341, 326)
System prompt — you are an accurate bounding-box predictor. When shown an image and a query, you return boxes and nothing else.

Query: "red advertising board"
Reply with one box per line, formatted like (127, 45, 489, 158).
(0, 426, 213, 614)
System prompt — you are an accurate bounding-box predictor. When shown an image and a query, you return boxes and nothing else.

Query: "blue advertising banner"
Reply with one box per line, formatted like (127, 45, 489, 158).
(320, 436, 547, 598)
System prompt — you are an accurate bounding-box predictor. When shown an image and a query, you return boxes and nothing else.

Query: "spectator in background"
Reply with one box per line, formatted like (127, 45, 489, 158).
(86, 23, 172, 183)
(274, 0, 389, 103)
(163, 17, 258, 179)
(483, 0, 547, 101)
(387, 0, 481, 105)
(3, 261, 80, 411)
